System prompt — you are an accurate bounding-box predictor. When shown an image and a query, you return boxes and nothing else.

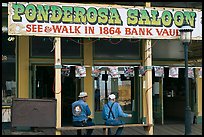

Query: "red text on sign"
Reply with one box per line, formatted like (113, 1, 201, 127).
(26, 24, 43, 32)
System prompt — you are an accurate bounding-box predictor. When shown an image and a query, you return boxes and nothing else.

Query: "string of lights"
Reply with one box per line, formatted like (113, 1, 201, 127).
(45, 37, 141, 46)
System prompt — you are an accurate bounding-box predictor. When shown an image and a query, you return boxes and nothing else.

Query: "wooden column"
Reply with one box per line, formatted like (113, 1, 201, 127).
(143, 2, 153, 135)
(18, 36, 29, 98)
(83, 38, 94, 118)
(195, 68, 202, 124)
(143, 39, 153, 135)
(142, 39, 147, 123)
(54, 37, 62, 135)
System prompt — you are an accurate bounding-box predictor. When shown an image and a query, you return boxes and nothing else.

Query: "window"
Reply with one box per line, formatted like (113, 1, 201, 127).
(2, 33, 16, 106)
(93, 39, 140, 60)
(30, 37, 82, 58)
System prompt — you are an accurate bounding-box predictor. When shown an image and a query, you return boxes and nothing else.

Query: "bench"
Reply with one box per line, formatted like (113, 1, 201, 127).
(56, 124, 153, 135)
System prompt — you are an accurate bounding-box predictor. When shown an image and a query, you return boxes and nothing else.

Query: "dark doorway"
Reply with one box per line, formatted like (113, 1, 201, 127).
(33, 66, 80, 126)
(61, 66, 81, 126)
(163, 67, 196, 124)
(35, 66, 55, 99)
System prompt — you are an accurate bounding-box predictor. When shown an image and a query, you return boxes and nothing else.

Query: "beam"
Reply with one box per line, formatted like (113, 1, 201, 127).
(54, 37, 62, 135)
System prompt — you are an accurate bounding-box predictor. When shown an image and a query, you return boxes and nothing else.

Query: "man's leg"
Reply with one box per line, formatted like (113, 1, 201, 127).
(115, 127, 124, 135)
(86, 129, 94, 135)
(108, 128, 112, 135)
(86, 119, 95, 135)
(77, 130, 82, 135)
(73, 121, 83, 135)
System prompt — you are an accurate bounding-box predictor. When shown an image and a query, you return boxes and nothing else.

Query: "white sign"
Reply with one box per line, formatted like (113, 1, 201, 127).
(2, 108, 11, 122)
(75, 66, 86, 77)
(169, 67, 179, 78)
(8, 2, 202, 40)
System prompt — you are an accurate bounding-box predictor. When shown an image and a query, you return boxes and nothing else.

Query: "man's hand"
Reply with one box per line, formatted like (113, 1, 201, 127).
(128, 114, 132, 117)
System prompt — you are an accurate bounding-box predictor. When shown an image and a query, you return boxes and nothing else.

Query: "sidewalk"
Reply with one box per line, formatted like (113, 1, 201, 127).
(2, 123, 202, 135)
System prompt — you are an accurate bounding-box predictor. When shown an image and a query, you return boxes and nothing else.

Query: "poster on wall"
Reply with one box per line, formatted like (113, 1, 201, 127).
(2, 108, 11, 122)
(61, 65, 71, 77)
(124, 66, 134, 77)
(75, 66, 86, 77)
(92, 66, 102, 78)
(198, 67, 202, 78)
(108, 66, 119, 78)
(169, 67, 179, 78)
(139, 66, 145, 77)
(188, 67, 194, 78)
(154, 66, 164, 77)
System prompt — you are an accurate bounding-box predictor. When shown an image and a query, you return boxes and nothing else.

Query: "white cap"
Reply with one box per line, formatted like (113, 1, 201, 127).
(108, 94, 116, 100)
(78, 92, 88, 98)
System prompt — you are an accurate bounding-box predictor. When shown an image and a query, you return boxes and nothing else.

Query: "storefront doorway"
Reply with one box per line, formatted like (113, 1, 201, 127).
(31, 65, 81, 125)
(163, 68, 196, 124)
(93, 66, 141, 124)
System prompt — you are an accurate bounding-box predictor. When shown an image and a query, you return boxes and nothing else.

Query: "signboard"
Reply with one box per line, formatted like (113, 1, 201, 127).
(124, 66, 134, 77)
(154, 66, 164, 77)
(75, 66, 86, 77)
(8, 2, 202, 40)
(169, 67, 179, 78)
(2, 108, 11, 122)
(197, 68, 202, 78)
(108, 66, 119, 78)
(188, 67, 194, 78)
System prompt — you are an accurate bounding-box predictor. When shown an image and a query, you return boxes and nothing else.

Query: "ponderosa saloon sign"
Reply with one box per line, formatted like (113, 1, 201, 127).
(8, 2, 202, 40)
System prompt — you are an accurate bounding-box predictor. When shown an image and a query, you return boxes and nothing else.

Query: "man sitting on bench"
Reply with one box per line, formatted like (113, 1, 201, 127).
(102, 94, 132, 135)
(72, 91, 95, 135)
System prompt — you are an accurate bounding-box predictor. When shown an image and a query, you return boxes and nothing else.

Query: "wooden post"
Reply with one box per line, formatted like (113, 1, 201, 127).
(143, 38, 153, 135)
(18, 36, 29, 98)
(103, 128, 108, 135)
(54, 37, 62, 135)
(143, 39, 153, 135)
(143, 3, 153, 134)
(195, 68, 202, 124)
(83, 38, 94, 119)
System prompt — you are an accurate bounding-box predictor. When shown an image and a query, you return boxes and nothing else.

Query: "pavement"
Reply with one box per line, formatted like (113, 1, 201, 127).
(2, 122, 202, 135)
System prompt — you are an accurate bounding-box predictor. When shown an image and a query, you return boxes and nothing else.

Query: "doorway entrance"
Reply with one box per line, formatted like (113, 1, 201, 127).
(163, 68, 196, 124)
(93, 66, 141, 124)
(31, 65, 81, 125)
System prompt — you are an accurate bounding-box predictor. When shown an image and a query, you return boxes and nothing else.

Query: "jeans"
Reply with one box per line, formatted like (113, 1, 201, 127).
(105, 119, 125, 135)
(73, 118, 95, 135)
(108, 127, 124, 135)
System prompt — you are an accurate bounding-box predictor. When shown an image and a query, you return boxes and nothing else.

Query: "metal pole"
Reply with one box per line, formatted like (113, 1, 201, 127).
(184, 42, 192, 135)
(105, 71, 108, 104)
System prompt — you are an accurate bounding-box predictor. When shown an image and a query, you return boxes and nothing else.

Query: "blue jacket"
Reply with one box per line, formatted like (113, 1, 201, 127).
(102, 100, 129, 120)
(72, 99, 91, 122)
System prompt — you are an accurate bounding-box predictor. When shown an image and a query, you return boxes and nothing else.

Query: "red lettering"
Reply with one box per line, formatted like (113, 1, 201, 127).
(115, 28, 121, 34)
(146, 28, 152, 35)
(162, 29, 169, 36)
(75, 26, 81, 34)
(69, 26, 74, 33)
(156, 28, 163, 36)
(125, 28, 131, 35)
(52, 25, 81, 33)
(52, 25, 62, 33)
(131, 28, 138, 35)
(38, 25, 43, 32)
(26, 24, 43, 32)
(26, 24, 31, 32)
(62, 26, 68, 33)
(176, 29, 179, 36)
(139, 28, 145, 35)
(32, 24, 37, 32)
